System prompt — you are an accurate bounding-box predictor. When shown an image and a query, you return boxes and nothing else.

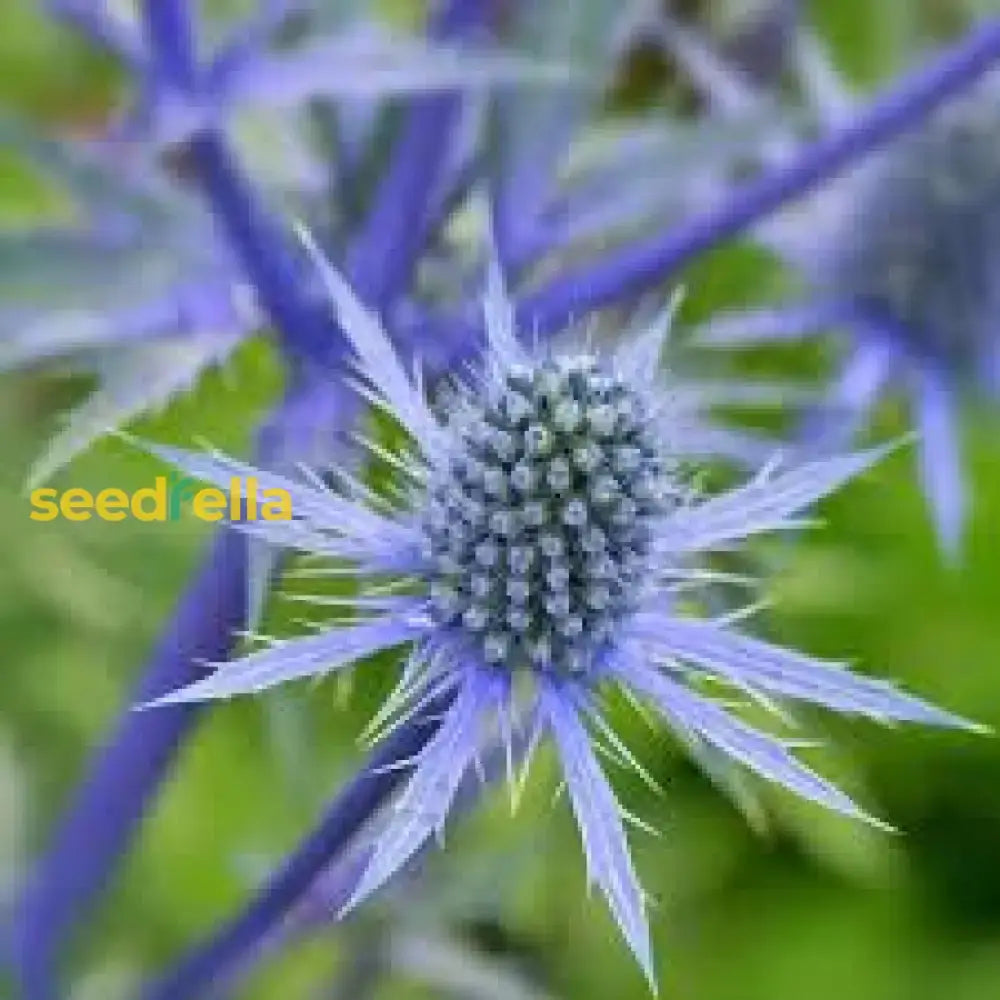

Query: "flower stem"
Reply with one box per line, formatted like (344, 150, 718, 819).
(139, 695, 453, 1000)
(513, 18, 1000, 331)
(13, 522, 248, 1000)
(140, 0, 197, 92)
(186, 132, 339, 367)
(426, 16, 1000, 362)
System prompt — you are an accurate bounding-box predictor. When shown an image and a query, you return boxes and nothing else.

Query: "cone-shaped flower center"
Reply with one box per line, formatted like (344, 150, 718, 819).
(423, 354, 670, 675)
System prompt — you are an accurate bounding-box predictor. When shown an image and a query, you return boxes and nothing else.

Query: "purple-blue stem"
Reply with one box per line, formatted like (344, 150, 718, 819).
(139, 695, 454, 1000)
(12, 510, 248, 1000)
(188, 132, 339, 368)
(12, 1, 486, 996)
(432, 17, 1000, 361)
(511, 17, 1000, 328)
(141, 0, 198, 93)
(129, 19, 1000, 998)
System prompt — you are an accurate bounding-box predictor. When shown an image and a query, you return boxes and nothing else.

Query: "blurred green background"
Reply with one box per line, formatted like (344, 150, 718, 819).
(3, 1, 1000, 998)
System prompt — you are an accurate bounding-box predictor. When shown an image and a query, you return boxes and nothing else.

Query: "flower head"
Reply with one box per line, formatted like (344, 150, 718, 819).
(675, 15, 1000, 554)
(801, 87, 1000, 554)
(422, 344, 679, 676)
(144, 243, 974, 986)
(822, 93, 1000, 388)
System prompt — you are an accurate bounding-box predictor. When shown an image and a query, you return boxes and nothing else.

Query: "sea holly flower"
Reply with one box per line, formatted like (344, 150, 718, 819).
(667, 16, 1000, 554)
(781, 86, 1000, 555)
(142, 244, 974, 984)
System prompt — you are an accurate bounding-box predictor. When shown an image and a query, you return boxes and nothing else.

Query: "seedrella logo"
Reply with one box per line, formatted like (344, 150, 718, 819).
(30, 471, 293, 523)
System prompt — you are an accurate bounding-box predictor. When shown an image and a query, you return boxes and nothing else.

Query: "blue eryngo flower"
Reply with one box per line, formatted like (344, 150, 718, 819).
(675, 18, 1000, 554)
(802, 92, 1000, 555)
(143, 244, 974, 985)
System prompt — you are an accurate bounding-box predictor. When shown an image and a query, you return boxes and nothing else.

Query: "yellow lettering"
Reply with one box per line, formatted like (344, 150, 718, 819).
(60, 488, 93, 521)
(29, 488, 59, 522)
(95, 488, 129, 522)
(261, 489, 292, 521)
(132, 477, 167, 522)
(248, 476, 258, 521)
(193, 488, 227, 522)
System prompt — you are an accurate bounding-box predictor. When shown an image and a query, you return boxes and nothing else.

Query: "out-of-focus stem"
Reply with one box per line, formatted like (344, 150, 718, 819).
(428, 17, 1000, 363)
(510, 18, 1000, 332)
(140, 694, 453, 1000)
(13, 505, 248, 1000)
(141, 0, 198, 92)
(187, 133, 339, 367)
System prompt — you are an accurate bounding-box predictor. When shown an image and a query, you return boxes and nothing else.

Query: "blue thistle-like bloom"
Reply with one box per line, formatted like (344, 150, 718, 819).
(673, 17, 1000, 554)
(825, 98, 1000, 386)
(145, 243, 974, 985)
(802, 90, 1000, 554)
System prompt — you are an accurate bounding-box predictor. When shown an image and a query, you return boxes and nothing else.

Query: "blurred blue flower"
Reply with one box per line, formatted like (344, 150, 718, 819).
(788, 88, 1000, 556)
(144, 245, 973, 984)
(0, 113, 260, 484)
(52, 0, 574, 144)
(672, 15, 1000, 554)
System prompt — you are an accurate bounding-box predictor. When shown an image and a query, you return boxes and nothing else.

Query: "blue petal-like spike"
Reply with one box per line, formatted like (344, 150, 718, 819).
(296, 224, 443, 449)
(616, 655, 887, 827)
(792, 29, 857, 126)
(344, 669, 494, 913)
(140, 441, 420, 566)
(614, 289, 681, 386)
(490, 0, 632, 260)
(145, 609, 428, 706)
(28, 332, 244, 489)
(655, 445, 895, 555)
(0, 279, 252, 372)
(914, 367, 967, 559)
(542, 680, 655, 989)
(656, 11, 768, 119)
(690, 300, 855, 347)
(803, 338, 894, 451)
(219, 28, 577, 111)
(629, 617, 978, 729)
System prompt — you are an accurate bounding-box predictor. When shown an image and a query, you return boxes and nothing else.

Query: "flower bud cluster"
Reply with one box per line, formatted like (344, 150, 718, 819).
(422, 355, 669, 675)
